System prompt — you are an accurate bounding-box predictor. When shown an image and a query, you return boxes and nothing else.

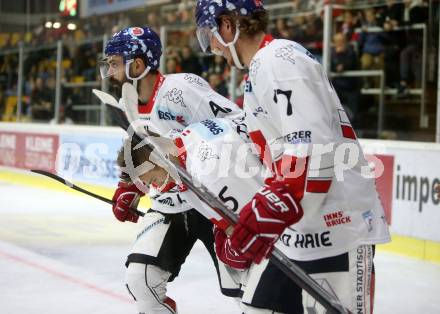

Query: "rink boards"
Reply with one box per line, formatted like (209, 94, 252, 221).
(0, 122, 439, 263)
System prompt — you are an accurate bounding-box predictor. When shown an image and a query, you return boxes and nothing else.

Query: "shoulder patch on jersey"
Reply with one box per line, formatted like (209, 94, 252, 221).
(249, 58, 261, 80)
(244, 80, 252, 93)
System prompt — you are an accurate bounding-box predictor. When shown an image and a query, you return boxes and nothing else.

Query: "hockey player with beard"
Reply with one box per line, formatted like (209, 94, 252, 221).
(93, 26, 245, 313)
(193, 1, 391, 313)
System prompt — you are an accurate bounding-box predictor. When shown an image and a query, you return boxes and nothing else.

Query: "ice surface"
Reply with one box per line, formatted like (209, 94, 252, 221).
(0, 182, 439, 313)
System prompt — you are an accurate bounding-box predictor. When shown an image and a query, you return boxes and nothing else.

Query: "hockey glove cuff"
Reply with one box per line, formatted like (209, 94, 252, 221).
(230, 183, 303, 263)
(112, 181, 145, 223)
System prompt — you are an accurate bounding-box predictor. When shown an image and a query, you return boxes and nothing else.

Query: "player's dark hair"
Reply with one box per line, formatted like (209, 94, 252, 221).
(117, 139, 154, 181)
(219, 10, 268, 38)
(134, 54, 159, 75)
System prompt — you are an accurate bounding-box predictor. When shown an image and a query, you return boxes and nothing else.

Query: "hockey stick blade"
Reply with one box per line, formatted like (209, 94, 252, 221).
(30, 169, 145, 217)
(109, 84, 347, 314)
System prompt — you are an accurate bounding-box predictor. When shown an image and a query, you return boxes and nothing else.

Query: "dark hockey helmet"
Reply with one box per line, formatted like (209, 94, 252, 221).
(195, 0, 265, 53)
(101, 26, 162, 79)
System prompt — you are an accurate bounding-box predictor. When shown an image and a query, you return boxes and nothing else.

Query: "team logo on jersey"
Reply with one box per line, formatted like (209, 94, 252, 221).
(184, 74, 204, 86)
(129, 27, 144, 37)
(197, 143, 220, 161)
(163, 88, 187, 108)
(275, 45, 296, 64)
(249, 59, 261, 79)
(362, 210, 374, 232)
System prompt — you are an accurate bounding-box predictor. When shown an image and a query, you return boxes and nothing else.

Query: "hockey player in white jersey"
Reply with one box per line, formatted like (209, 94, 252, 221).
(194, 1, 391, 313)
(119, 115, 388, 314)
(93, 26, 244, 313)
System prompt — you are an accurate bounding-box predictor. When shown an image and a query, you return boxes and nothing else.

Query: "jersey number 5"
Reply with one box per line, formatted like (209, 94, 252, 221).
(218, 186, 239, 212)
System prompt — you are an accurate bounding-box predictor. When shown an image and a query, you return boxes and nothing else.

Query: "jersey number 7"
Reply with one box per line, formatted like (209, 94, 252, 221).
(273, 89, 293, 116)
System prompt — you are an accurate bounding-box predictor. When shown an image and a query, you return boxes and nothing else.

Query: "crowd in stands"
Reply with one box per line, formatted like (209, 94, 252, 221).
(0, 0, 431, 129)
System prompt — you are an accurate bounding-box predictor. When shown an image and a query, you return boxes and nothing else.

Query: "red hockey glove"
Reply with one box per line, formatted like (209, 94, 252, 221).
(229, 182, 303, 264)
(112, 181, 145, 223)
(214, 226, 252, 270)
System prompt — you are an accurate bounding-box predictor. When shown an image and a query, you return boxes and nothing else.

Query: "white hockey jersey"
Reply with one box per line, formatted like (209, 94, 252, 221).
(135, 72, 244, 214)
(238, 36, 390, 260)
(172, 114, 390, 260)
(172, 117, 265, 224)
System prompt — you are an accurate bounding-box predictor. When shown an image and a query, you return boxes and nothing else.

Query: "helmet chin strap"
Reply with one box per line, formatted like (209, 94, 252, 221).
(124, 60, 151, 89)
(213, 24, 245, 69)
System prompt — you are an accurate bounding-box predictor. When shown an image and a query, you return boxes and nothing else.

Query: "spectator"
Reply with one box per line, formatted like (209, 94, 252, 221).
(377, 0, 404, 29)
(272, 18, 291, 39)
(340, 10, 361, 41)
(291, 16, 306, 42)
(30, 77, 54, 122)
(165, 57, 181, 74)
(331, 32, 360, 125)
(0, 88, 4, 120)
(147, 11, 161, 33)
(358, 8, 385, 86)
(381, 10, 406, 89)
(301, 14, 323, 60)
(178, 8, 192, 25)
(165, 12, 178, 25)
(50, 106, 74, 125)
(208, 73, 228, 98)
(397, 0, 428, 95)
(205, 55, 227, 78)
(180, 45, 202, 75)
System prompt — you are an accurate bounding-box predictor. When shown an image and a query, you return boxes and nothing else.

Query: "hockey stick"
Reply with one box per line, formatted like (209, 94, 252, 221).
(30, 169, 145, 217)
(102, 83, 348, 314)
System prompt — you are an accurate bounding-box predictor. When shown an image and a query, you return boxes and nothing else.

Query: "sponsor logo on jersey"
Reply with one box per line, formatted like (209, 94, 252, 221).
(183, 74, 204, 86)
(163, 88, 186, 108)
(281, 230, 333, 249)
(158, 197, 175, 207)
(200, 119, 224, 135)
(283, 130, 312, 144)
(323, 211, 351, 228)
(157, 107, 186, 123)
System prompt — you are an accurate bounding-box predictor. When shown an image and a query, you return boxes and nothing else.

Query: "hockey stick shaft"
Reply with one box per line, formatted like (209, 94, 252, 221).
(108, 101, 347, 314)
(30, 169, 145, 217)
